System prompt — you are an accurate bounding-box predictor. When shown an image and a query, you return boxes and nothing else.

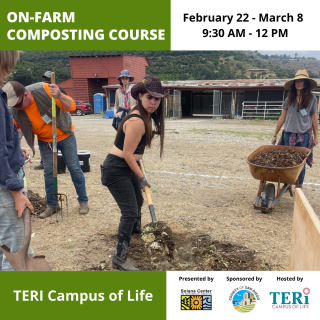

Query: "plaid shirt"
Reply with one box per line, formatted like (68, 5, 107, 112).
(277, 127, 313, 167)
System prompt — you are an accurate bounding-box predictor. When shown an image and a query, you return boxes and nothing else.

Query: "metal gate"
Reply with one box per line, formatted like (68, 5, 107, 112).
(172, 90, 181, 119)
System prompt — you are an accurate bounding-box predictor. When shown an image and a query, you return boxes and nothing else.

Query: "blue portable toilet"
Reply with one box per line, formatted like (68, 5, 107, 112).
(94, 93, 106, 114)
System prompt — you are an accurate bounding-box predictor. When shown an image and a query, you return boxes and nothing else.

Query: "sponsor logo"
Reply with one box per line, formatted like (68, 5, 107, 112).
(181, 295, 212, 310)
(270, 288, 310, 309)
(230, 287, 259, 313)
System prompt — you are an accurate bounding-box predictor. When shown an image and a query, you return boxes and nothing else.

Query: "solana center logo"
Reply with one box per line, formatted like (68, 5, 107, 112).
(230, 287, 259, 313)
(181, 295, 212, 310)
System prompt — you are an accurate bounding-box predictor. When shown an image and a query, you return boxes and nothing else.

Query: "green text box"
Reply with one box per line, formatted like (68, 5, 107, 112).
(0, 271, 166, 319)
(1, 0, 170, 50)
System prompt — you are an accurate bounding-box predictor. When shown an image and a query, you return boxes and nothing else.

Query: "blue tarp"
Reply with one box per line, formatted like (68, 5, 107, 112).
(105, 110, 115, 119)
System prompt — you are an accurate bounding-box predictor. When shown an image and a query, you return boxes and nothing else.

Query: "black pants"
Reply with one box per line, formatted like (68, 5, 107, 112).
(101, 154, 143, 245)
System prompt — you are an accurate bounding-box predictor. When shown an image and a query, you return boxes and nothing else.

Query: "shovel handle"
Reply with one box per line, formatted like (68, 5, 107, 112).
(139, 159, 157, 223)
(140, 162, 152, 205)
(51, 72, 58, 191)
(51, 73, 55, 85)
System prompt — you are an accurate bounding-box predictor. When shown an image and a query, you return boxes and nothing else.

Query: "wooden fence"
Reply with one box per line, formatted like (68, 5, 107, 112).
(289, 189, 320, 270)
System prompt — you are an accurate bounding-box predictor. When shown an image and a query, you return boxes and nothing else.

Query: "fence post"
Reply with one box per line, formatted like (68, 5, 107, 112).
(242, 102, 244, 119)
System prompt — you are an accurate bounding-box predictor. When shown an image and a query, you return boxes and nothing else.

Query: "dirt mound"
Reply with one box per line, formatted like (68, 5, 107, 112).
(181, 235, 270, 271)
(141, 221, 175, 259)
(251, 149, 308, 167)
(86, 229, 276, 271)
(28, 190, 46, 215)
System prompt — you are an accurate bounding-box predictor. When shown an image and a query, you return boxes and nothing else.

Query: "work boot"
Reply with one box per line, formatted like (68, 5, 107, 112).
(112, 256, 139, 271)
(132, 217, 142, 234)
(39, 206, 60, 219)
(34, 163, 44, 170)
(112, 234, 139, 271)
(79, 202, 89, 215)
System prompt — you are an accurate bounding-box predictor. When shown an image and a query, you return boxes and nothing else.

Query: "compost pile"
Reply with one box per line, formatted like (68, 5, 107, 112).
(141, 221, 175, 260)
(87, 231, 277, 271)
(250, 149, 308, 168)
(28, 190, 47, 215)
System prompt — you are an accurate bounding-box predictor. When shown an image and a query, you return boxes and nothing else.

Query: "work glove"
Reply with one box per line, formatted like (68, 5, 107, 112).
(139, 174, 151, 189)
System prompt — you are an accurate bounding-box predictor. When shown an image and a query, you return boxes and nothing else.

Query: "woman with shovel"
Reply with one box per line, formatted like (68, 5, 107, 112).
(271, 69, 319, 188)
(101, 76, 166, 271)
(0, 51, 34, 271)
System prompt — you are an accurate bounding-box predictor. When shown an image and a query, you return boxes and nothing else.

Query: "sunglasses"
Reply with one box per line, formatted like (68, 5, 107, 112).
(14, 94, 24, 108)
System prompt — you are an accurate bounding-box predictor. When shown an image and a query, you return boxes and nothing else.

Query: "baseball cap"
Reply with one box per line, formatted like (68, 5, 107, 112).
(2, 81, 25, 107)
(42, 71, 52, 78)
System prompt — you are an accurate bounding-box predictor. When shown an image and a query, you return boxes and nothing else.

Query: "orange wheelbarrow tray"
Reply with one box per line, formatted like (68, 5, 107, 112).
(246, 145, 311, 213)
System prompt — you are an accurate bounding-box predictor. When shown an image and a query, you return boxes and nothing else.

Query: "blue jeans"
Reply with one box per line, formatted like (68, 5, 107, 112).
(283, 131, 309, 186)
(38, 132, 88, 207)
(0, 169, 34, 271)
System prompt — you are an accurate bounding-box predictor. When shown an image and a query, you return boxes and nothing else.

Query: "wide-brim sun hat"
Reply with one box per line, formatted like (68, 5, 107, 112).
(131, 76, 168, 100)
(284, 69, 318, 90)
(117, 70, 134, 82)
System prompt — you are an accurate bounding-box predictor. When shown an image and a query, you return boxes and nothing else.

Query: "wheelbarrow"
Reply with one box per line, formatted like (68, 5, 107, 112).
(246, 145, 311, 213)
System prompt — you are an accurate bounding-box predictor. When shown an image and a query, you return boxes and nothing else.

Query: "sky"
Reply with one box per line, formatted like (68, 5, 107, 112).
(258, 51, 320, 60)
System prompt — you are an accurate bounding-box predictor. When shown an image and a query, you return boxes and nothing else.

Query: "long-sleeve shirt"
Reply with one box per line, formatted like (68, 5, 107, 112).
(114, 87, 136, 117)
(0, 88, 24, 191)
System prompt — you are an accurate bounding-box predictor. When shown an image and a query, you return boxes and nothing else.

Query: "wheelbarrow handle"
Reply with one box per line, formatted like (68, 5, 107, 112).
(311, 142, 315, 151)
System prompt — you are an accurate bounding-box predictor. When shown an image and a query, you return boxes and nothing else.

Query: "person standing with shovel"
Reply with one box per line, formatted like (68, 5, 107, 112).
(0, 51, 34, 270)
(3, 80, 89, 217)
(101, 76, 166, 271)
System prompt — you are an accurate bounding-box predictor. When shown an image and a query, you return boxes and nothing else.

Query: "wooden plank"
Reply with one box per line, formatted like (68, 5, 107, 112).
(289, 189, 320, 270)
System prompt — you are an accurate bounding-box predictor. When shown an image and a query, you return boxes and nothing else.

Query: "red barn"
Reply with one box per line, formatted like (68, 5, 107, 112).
(58, 54, 149, 106)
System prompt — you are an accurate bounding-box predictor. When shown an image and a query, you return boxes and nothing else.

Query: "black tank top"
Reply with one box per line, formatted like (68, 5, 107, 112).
(114, 114, 147, 155)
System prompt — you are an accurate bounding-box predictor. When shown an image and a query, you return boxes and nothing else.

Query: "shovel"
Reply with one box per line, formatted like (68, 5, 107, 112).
(1, 207, 51, 271)
(139, 159, 157, 223)
(0, 160, 51, 270)
(46, 72, 68, 222)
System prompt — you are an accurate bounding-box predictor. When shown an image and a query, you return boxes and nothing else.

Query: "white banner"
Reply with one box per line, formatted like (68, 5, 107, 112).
(167, 271, 319, 319)
(171, 0, 318, 50)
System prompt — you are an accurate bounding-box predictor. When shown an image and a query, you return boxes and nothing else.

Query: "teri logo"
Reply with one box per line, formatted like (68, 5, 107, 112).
(230, 287, 259, 313)
(270, 288, 310, 309)
(181, 295, 212, 310)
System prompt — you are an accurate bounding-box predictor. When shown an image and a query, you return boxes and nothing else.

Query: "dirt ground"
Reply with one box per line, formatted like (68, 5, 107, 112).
(22, 115, 320, 271)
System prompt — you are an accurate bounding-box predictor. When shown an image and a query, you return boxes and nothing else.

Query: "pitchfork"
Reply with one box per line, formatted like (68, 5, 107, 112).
(45, 72, 68, 222)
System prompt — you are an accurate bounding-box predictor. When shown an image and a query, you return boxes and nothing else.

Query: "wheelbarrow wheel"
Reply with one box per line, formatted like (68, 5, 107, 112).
(261, 183, 275, 213)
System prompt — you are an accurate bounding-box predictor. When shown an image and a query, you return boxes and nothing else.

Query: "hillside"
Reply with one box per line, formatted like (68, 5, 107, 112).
(9, 50, 320, 86)
(256, 52, 320, 77)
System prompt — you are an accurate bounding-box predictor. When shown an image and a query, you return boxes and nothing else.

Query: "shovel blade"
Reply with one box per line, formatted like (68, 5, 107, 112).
(1, 246, 28, 271)
(26, 256, 52, 271)
(0, 205, 52, 271)
(1, 246, 51, 271)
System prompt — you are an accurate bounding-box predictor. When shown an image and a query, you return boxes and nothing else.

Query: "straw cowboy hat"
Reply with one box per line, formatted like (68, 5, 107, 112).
(131, 76, 168, 100)
(284, 69, 318, 90)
